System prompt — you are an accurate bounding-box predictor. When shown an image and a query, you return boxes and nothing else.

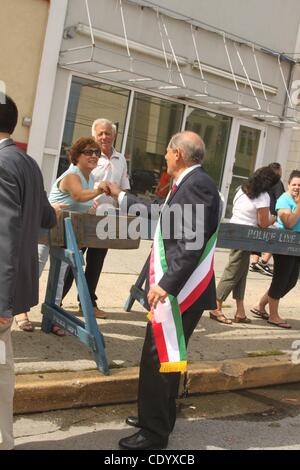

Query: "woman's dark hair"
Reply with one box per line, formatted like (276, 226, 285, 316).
(242, 166, 281, 199)
(268, 162, 281, 172)
(68, 137, 101, 165)
(288, 170, 300, 183)
(0, 94, 18, 134)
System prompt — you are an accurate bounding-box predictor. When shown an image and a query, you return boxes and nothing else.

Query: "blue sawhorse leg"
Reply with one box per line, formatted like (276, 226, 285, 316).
(41, 217, 109, 374)
(124, 255, 150, 312)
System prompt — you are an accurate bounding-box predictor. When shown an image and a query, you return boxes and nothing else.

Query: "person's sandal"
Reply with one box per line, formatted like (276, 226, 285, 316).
(52, 325, 66, 336)
(233, 316, 252, 324)
(209, 311, 232, 325)
(15, 317, 34, 332)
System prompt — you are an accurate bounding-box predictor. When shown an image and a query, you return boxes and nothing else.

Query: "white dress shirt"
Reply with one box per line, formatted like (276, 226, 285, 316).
(92, 148, 130, 209)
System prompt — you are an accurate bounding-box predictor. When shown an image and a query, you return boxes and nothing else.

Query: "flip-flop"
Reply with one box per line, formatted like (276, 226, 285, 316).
(267, 320, 291, 329)
(250, 308, 269, 320)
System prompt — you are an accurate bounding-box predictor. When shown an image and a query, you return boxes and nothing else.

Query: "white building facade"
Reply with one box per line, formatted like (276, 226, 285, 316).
(28, 0, 300, 216)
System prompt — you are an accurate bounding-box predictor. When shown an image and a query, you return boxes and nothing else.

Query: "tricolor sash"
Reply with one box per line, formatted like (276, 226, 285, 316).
(149, 213, 218, 373)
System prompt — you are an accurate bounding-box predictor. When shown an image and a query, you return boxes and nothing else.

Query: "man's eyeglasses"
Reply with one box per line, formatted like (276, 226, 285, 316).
(82, 149, 101, 157)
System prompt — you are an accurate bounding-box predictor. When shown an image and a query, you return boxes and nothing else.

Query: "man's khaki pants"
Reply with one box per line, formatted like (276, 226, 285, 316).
(0, 319, 14, 450)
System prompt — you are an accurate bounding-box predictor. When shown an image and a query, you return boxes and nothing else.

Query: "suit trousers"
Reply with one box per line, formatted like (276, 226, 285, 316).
(138, 307, 204, 440)
(0, 319, 15, 450)
(62, 248, 108, 306)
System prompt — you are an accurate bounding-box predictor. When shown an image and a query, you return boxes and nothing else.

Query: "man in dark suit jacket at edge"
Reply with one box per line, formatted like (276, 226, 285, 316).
(109, 131, 220, 450)
(0, 95, 56, 450)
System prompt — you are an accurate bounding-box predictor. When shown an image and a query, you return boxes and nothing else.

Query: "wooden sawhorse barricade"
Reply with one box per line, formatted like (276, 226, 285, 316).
(40, 212, 139, 375)
(124, 223, 300, 313)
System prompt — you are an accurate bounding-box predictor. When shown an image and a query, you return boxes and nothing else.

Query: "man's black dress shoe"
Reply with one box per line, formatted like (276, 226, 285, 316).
(125, 416, 140, 428)
(119, 430, 168, 450)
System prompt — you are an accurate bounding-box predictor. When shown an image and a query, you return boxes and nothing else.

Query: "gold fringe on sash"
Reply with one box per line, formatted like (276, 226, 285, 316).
(159, 361, 187, 373)
(147, 312, 187, 373)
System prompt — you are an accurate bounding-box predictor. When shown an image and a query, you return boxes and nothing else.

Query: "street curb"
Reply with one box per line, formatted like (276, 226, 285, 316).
(14, 355, 300, 414)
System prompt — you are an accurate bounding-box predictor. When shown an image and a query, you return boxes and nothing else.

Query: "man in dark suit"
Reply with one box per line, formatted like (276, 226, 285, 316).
(109, 131, 220, 450)
(0, 95, 56, 449)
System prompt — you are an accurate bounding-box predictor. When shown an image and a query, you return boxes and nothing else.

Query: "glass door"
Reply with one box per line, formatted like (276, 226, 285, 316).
(184, 107, 232, 188)
(58, 77, 131, 177)
(125, 93, 184, 196)
(223, 122, 266, 218)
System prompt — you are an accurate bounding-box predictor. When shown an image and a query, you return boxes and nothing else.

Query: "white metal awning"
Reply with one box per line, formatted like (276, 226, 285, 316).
(59, 0, 300, 127)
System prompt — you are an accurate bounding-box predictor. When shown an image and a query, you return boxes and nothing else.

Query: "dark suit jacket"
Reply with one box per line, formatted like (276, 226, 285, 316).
(125, 166, 220, 311)
(0, 139, 56, 316)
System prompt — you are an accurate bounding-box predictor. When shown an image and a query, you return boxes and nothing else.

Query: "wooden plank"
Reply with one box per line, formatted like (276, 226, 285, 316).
(217, 223, 300, 256)
(39, 211, 140, 249)
(39, 214, 300, 256)
(39, 212, 69, 247)
(50, 211, 69, 247)
(70, 212, 140, 249)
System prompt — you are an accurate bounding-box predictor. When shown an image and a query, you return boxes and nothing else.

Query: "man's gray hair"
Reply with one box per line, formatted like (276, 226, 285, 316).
(91, 118, 117, 137)
(169, 132, 205, 164)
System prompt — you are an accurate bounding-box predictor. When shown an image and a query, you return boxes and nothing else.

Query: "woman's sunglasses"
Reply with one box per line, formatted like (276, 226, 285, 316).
(82, 149, 101, 157)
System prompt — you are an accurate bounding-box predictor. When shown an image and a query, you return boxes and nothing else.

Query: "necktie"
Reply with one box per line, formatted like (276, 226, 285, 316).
(171, 183, 177, 193)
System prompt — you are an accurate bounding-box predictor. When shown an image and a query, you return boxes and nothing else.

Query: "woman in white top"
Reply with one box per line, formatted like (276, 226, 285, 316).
(210, 167, 279, 324)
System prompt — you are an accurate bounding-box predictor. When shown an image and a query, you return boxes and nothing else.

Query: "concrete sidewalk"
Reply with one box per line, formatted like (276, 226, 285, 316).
(12, 242, 300, 413)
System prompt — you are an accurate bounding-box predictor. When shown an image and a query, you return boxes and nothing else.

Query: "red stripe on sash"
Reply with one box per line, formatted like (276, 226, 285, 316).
(179, 259, 214, 313)
(152, 320, 169, 363)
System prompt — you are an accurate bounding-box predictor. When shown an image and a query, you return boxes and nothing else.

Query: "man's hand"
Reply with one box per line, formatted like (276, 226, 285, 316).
(51, 203, 69, 218)
(295, 192, 300, 206)
(87, 199, 99, 215)
(87, 206, 97, 215)
(107, 182, 122, 199)
(97, 181, 111, 195)
(148, 285, 168, 309)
